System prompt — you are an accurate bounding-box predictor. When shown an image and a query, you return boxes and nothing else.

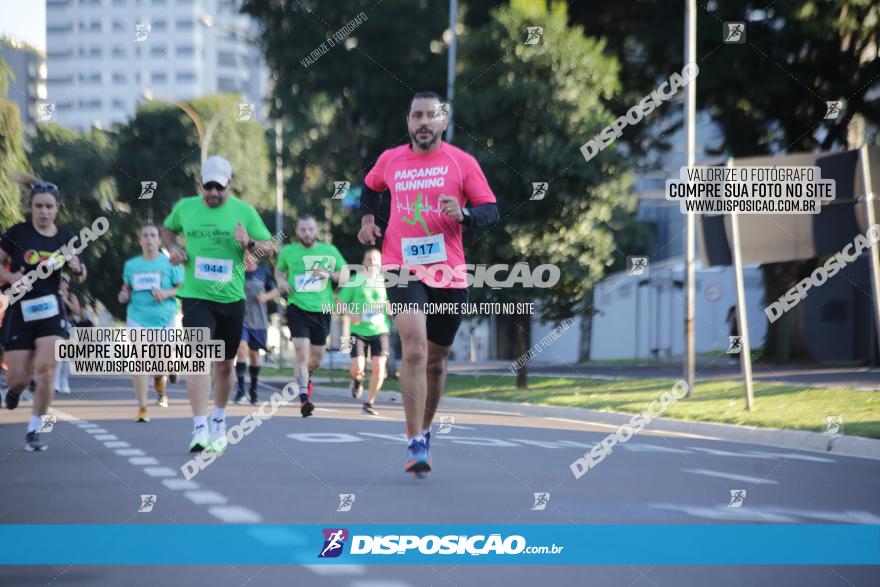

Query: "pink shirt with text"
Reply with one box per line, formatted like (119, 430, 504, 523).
(364, 142, 496, 288)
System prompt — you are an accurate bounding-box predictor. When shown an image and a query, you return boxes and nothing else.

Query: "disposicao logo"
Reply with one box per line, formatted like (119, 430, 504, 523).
(318, 528, 348, 558)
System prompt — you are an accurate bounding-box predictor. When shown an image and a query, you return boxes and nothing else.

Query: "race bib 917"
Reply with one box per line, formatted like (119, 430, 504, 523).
(401, 234, 447, 265)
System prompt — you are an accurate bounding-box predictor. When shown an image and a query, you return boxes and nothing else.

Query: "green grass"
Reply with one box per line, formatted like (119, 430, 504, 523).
(259, 366, 880, 439)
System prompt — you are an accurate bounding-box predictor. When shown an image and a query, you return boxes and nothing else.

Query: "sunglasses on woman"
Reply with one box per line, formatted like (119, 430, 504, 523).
(31, 182, 59, 195)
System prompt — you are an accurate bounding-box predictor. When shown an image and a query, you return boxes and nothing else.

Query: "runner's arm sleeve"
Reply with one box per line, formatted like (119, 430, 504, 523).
(246, 206, 273, 241)
(359, 185, 383, 217)
(464, 203, 499, 230)
(276, 248, 288, 273)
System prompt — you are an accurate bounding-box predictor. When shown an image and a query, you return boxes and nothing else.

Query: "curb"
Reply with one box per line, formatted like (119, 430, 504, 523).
(258, 376, 880, 460)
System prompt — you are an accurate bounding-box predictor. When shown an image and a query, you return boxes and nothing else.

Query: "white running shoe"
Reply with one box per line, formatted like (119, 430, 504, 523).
(208, 417, 227, 453)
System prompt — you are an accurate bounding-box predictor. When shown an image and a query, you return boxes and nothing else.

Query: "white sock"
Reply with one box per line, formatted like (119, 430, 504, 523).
(28, 415, 42, 433)
(211, 407, 226, 422)
(193, 415, 208, 431)
(410, 434, 425, 445)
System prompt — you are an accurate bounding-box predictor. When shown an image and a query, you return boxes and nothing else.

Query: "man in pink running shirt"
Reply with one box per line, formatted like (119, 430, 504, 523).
(358, 91, 499, 476)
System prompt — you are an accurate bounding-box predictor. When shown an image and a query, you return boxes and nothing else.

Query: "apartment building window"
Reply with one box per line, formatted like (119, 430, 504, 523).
(151, 72, 167, 84)
(176, 0, 193, 5)
(217, 77, 237, 92)
(47, 0, 72, 6)
(150, 46, 167, 57)
(151, 20, 167, 32)
(56, 101, 74, 111)
(47, 49, 74, 58)
(112, 0, 126, 5)
(176, 19, 194, 31)
(78, 99, 103, 109)
(112, 46, 126, 58)
(78, 72, 102, 84)
(79, 0, 102, 5)
(78, 20, 102, 32)
(47, 24, 74, 34)
(47, 75, 75, 86)
(175, 45, 194, 57)
(151, 0, 167, 4)
(217, 51, 237, 67)
(112, 72, 126, 84)
(112, 20, 126, 32)
(112, 99, 126, 109)
(78, 46, 103, 57)
(175, 71, 196, 82)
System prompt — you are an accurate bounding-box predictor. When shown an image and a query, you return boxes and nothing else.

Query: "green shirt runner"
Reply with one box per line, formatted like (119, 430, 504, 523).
(338, 279, 391, 337)
(163, 195, 272, 303)
(277, 242, 347, 313)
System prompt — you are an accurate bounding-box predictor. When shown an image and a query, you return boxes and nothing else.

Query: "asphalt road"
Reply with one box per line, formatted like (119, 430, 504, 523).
(1, 375, 878, 586)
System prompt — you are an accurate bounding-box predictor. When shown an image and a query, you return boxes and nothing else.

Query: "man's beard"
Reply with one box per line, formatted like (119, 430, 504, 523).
(410, 128, 439, 150)
(298, 235, 316, 247)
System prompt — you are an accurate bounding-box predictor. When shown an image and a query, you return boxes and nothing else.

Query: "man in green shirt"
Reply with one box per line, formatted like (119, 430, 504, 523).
(338, 249, 390, 416)
(275, 215, 346, 417)
(161, 155, 274, 453)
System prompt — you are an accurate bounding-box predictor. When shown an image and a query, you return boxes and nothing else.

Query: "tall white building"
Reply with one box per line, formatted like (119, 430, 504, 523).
(1, 37, 47, 129)
(46, 0, 267, 129)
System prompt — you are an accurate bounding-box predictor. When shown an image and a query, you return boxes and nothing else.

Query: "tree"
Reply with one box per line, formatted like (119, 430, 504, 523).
(454, 0, 633, 386)
(570, 0, 880, 362)
(0, 57, 26, 229)
(242, 0, 447, 262)
(28, 124, 119, 312)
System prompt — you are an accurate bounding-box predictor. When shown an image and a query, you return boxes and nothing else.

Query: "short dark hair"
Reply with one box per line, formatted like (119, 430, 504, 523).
(297, 214, 317, 224)
(409, 91, 443, 111)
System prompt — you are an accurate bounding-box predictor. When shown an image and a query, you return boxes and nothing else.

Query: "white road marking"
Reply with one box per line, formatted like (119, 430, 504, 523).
(358, 432, 407, 444)
(184, 491, 228, 505)
(545, 417, 621, 430)
(162, 479, 200, 491)
(103, 441, 130, 448)
(115, 449, 145, 457)
(129, 457, 159, 466)
(302, 565, 366, 575)
(207, 505, 262, 523)
(85, 429, 108, 434)
(682, 469, 779, 485)
(142, 467, 177, 477)
(93, 434, 118, 441)
(509, 438, 563, 449)
(286, 433, 363, 443)
(649, 502, 797, 522)
(623, 443, 692, 454)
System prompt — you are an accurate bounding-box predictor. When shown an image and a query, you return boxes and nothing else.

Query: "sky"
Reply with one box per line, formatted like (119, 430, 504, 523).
(0, 0, 46, 52)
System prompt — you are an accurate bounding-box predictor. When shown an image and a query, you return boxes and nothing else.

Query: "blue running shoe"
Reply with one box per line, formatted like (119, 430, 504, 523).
(424, 430, 431, 465)
(404, 438, 431, 475)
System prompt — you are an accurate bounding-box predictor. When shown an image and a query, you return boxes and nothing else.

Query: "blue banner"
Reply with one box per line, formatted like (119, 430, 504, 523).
(0, 525, 877, 565)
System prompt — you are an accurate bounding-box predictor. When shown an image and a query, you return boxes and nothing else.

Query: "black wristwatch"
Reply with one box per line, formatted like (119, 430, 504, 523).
(247, 239, 256, 251)
(460, 208, 472, 226)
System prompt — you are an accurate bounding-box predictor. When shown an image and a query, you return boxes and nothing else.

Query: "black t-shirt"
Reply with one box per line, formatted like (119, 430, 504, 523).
(0, 222, 76, 299)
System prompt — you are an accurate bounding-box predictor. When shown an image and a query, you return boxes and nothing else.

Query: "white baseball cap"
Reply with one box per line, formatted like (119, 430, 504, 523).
(201, 155, 232, 187)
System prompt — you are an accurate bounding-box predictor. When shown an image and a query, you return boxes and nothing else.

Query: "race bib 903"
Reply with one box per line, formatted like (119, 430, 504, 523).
(22, 294, 60, 322)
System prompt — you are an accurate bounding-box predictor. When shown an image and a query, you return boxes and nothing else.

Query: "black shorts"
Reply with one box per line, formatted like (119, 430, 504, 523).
(351, 333, 390, 358)
(286, 304, 330, 346)
(2, 295, 69, 351)
(385, 279, 468, 347)
(181, 298, 245, 361)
